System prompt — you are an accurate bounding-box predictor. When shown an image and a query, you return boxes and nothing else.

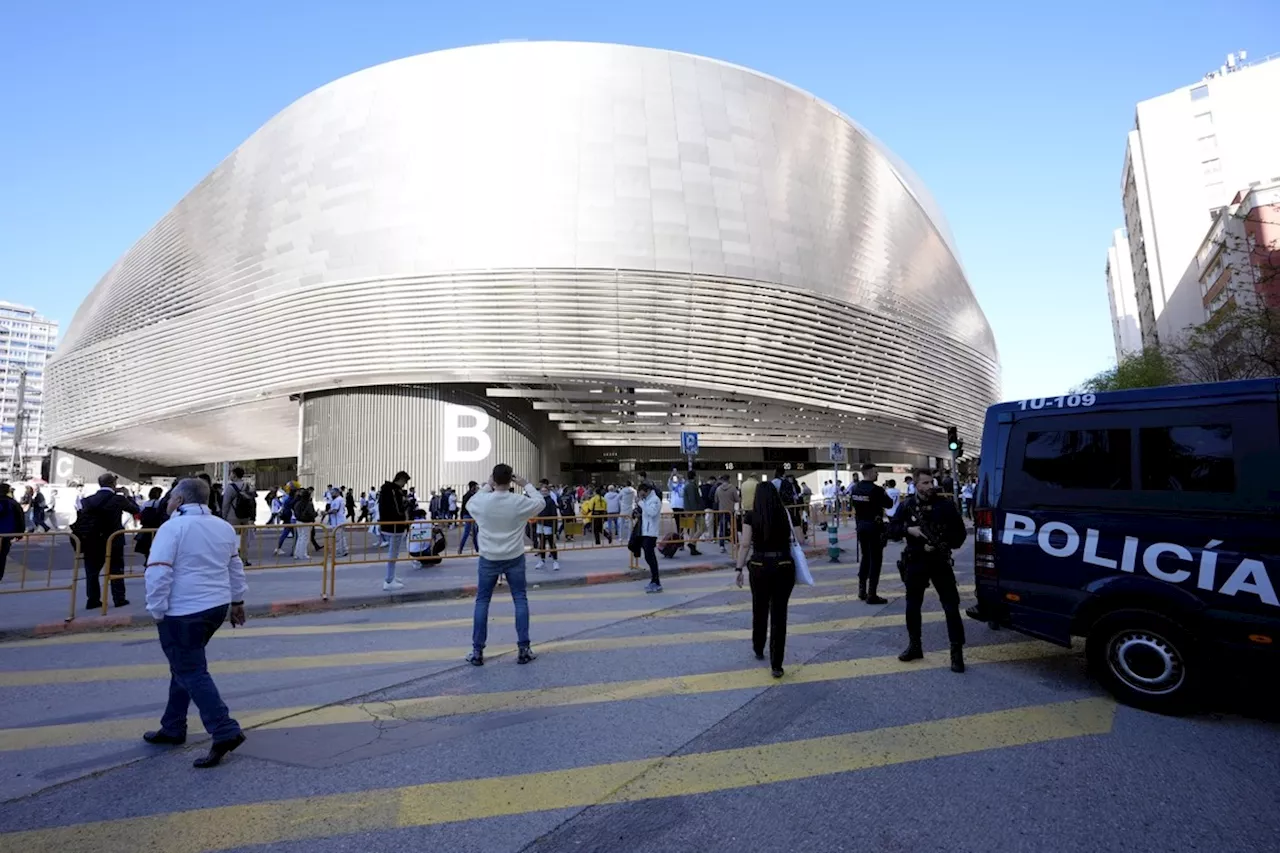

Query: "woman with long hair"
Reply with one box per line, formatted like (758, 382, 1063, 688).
(734, 481, 797, 677)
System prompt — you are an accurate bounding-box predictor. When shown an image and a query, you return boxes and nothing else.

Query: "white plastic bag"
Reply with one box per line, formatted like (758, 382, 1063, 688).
(791, 539, 814, 585)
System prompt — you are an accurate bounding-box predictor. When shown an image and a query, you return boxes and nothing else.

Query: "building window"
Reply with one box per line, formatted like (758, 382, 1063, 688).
(1197, 135, 1218, 159)
(1140, 425, 1234, 492)
(1022, 429, 1133, 491)
(1194, 112, 1213, 130)
(1190, 84, 1209, 101)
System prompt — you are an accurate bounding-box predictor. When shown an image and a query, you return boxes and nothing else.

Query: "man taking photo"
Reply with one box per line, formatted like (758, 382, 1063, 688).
(463, 464, 544, 666)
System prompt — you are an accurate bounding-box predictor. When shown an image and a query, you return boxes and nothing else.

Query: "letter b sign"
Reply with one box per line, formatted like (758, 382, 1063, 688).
(443, 405, 493, 463)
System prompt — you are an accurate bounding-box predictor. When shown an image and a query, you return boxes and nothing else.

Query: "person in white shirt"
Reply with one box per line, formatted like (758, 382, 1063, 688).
(463, 464, 545, 666)
(141, 477, 247, 769)
(603, 484, 622, 541)
(884, 479, 902, 518)
(325, 488, 349, 557)
(960, 481, 975, 520)
(637, 482, 664, 593)
(618, 481, 637, 539)
(905, 476, 917, 496)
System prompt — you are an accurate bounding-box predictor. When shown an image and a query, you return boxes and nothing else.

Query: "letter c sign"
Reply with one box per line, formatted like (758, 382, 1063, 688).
(55, 455, 74, 481)
(443, 405, 493, 463)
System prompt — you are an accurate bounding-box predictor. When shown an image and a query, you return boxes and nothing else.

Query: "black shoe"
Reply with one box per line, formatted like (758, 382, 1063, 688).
(193, 732, 245, 768)
(689, 547, 701, 556)
(517, 647, 537, 665)
(86, 601, 102, 610)
(866, 594, 888, 605)
(754, 649, 766, 661)
(950, 644, 966, 673)
(857, 582, 867, 601)
(466, 651, 484, 666)
(771, 668, 784, 678)
(243, 561, 253, 568)
(898, 643, 924, 662)
(143, 730, 186, 746)
(114, 599, 130, 607)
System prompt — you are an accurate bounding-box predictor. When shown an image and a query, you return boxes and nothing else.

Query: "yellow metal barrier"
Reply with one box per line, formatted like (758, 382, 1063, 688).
(101, 522, 329, 615)
(0, 530, 81, 622)
(627, 510, 739, 570)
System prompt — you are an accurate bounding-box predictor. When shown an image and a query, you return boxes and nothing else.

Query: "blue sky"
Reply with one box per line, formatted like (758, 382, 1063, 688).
(2, 0, 1274, 403)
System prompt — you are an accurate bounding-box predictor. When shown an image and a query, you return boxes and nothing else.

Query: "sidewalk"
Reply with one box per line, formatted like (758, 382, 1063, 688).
(0, 528, 866, 641)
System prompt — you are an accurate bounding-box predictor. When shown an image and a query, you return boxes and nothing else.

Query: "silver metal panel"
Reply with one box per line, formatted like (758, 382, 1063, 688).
(300, 385, 542, 494)
(46, 42, 999, 462)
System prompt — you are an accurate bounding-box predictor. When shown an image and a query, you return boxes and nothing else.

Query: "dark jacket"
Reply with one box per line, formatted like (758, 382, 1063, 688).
(461, 487, 478, 519)
(889, 493, 966, 561)
(849, 480, 893, 528)
(684, 478, 705, 512)
(379, 481, 409, 525)
(78, 489, 141, 538)
(0, 496, 23, 535)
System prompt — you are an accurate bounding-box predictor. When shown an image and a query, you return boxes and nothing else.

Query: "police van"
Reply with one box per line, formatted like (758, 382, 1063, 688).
(970, 378, 1279, 713)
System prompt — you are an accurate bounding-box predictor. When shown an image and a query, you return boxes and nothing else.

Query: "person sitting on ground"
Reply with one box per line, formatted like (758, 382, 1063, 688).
(407, 509, 447, 567)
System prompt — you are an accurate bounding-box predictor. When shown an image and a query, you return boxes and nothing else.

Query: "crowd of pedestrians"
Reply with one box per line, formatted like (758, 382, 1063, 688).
(1, 457, 973, 774)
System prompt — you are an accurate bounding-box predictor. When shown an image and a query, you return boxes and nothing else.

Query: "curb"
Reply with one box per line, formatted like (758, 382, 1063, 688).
(4, 545, 839, 642)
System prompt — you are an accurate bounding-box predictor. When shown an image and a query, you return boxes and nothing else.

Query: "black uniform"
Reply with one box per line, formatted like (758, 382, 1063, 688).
(889, 492, 968, 650)
(849, 479, 893, 600)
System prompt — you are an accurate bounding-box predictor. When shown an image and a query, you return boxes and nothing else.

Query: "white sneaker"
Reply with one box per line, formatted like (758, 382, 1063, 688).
(533, 559, 544, 570)
(552, 561, 561, 571)
(272, 549, 285, 556)
(383, 579, 405, 591)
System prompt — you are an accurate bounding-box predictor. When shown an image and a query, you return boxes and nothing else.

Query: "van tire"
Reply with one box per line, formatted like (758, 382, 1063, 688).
(1085, 609, 1201, 715)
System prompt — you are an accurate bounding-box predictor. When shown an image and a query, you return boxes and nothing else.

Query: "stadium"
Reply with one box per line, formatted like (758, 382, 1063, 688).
(45, 41, 999, 488)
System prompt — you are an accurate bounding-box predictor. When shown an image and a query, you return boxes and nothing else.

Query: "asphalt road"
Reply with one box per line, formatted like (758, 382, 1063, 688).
(0, 540, 1276, 853)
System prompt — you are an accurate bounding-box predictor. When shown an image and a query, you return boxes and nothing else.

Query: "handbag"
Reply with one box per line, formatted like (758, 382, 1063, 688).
(791, 537, 814, 586)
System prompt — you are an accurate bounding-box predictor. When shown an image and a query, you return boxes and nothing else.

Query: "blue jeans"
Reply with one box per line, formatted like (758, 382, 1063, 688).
(385, 532, 406, 582)
(458, 519, 479, 553)
(276, 524, 296, 550)
(156, 605, 241, 742)
(471, 555, 530, 652)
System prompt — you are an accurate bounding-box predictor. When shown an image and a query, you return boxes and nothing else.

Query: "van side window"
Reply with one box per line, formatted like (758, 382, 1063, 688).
(1022, 429, 1132, 490)
(1140, 424, 1235, 493)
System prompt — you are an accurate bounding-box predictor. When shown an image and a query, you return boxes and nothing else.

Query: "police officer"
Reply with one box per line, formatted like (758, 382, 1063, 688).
(849, 462, 892, 604)
(889, 469, 968, 673)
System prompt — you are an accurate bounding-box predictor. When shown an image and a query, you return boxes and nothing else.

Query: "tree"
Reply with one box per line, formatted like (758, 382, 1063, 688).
(1170, 300, 1280, 384)
(1081, 348, 1179, 392)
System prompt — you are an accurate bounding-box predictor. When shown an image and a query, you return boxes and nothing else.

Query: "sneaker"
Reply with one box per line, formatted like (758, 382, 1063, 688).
(866, 594, 888, 605)
(552, 560, 560, 571)
(383, 579, 405, 591)
(517, 646, 537, 665)
(466, 651, 484, 666)
(533, 559, 545, 570)
(272, 549, 285, 556)
(645, 582, 662, 594)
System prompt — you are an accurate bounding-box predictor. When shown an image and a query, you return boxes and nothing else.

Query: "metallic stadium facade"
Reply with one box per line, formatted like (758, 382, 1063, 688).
(45, 42, 999, 488)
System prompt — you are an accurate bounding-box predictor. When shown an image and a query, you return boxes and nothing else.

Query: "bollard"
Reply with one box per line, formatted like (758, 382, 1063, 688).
(827, 510, 840, 562)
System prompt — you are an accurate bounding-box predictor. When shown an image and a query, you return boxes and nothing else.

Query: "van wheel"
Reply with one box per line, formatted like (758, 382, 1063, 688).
(1085, 609, 1200, 715)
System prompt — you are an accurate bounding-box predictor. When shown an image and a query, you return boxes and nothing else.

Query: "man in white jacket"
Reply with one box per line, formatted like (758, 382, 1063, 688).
(463, 463, 545, 666)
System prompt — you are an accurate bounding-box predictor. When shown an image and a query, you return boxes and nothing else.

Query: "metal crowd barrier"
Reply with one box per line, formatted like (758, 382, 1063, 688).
(100, 522, 329, 615)
(0, 530, 81, 622)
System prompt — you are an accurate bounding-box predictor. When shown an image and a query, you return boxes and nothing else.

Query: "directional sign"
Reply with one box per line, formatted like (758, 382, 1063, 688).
(829, 442, 846, 463)
(681, 431, 700, 456)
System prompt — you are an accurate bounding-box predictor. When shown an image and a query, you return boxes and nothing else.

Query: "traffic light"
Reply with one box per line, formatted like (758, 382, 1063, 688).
(954, 439, 964, 458)
(946, 426, 959, 452)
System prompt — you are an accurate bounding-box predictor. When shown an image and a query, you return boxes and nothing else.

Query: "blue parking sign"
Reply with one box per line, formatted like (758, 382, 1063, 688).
(681, 431, 699, 456)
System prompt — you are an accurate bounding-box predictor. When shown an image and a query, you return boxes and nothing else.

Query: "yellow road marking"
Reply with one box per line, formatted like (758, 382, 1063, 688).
(0, 640, 1068, 752)
(0, 577, 973, 649)
(0, 697, 1114, 853)
(0, 611, 950, 688)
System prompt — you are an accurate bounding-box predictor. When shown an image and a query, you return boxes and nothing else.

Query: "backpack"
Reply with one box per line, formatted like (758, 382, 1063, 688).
(780, 478, 798, 506)
(230, 484, 255, 521)
(139, 500, 167, 530)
